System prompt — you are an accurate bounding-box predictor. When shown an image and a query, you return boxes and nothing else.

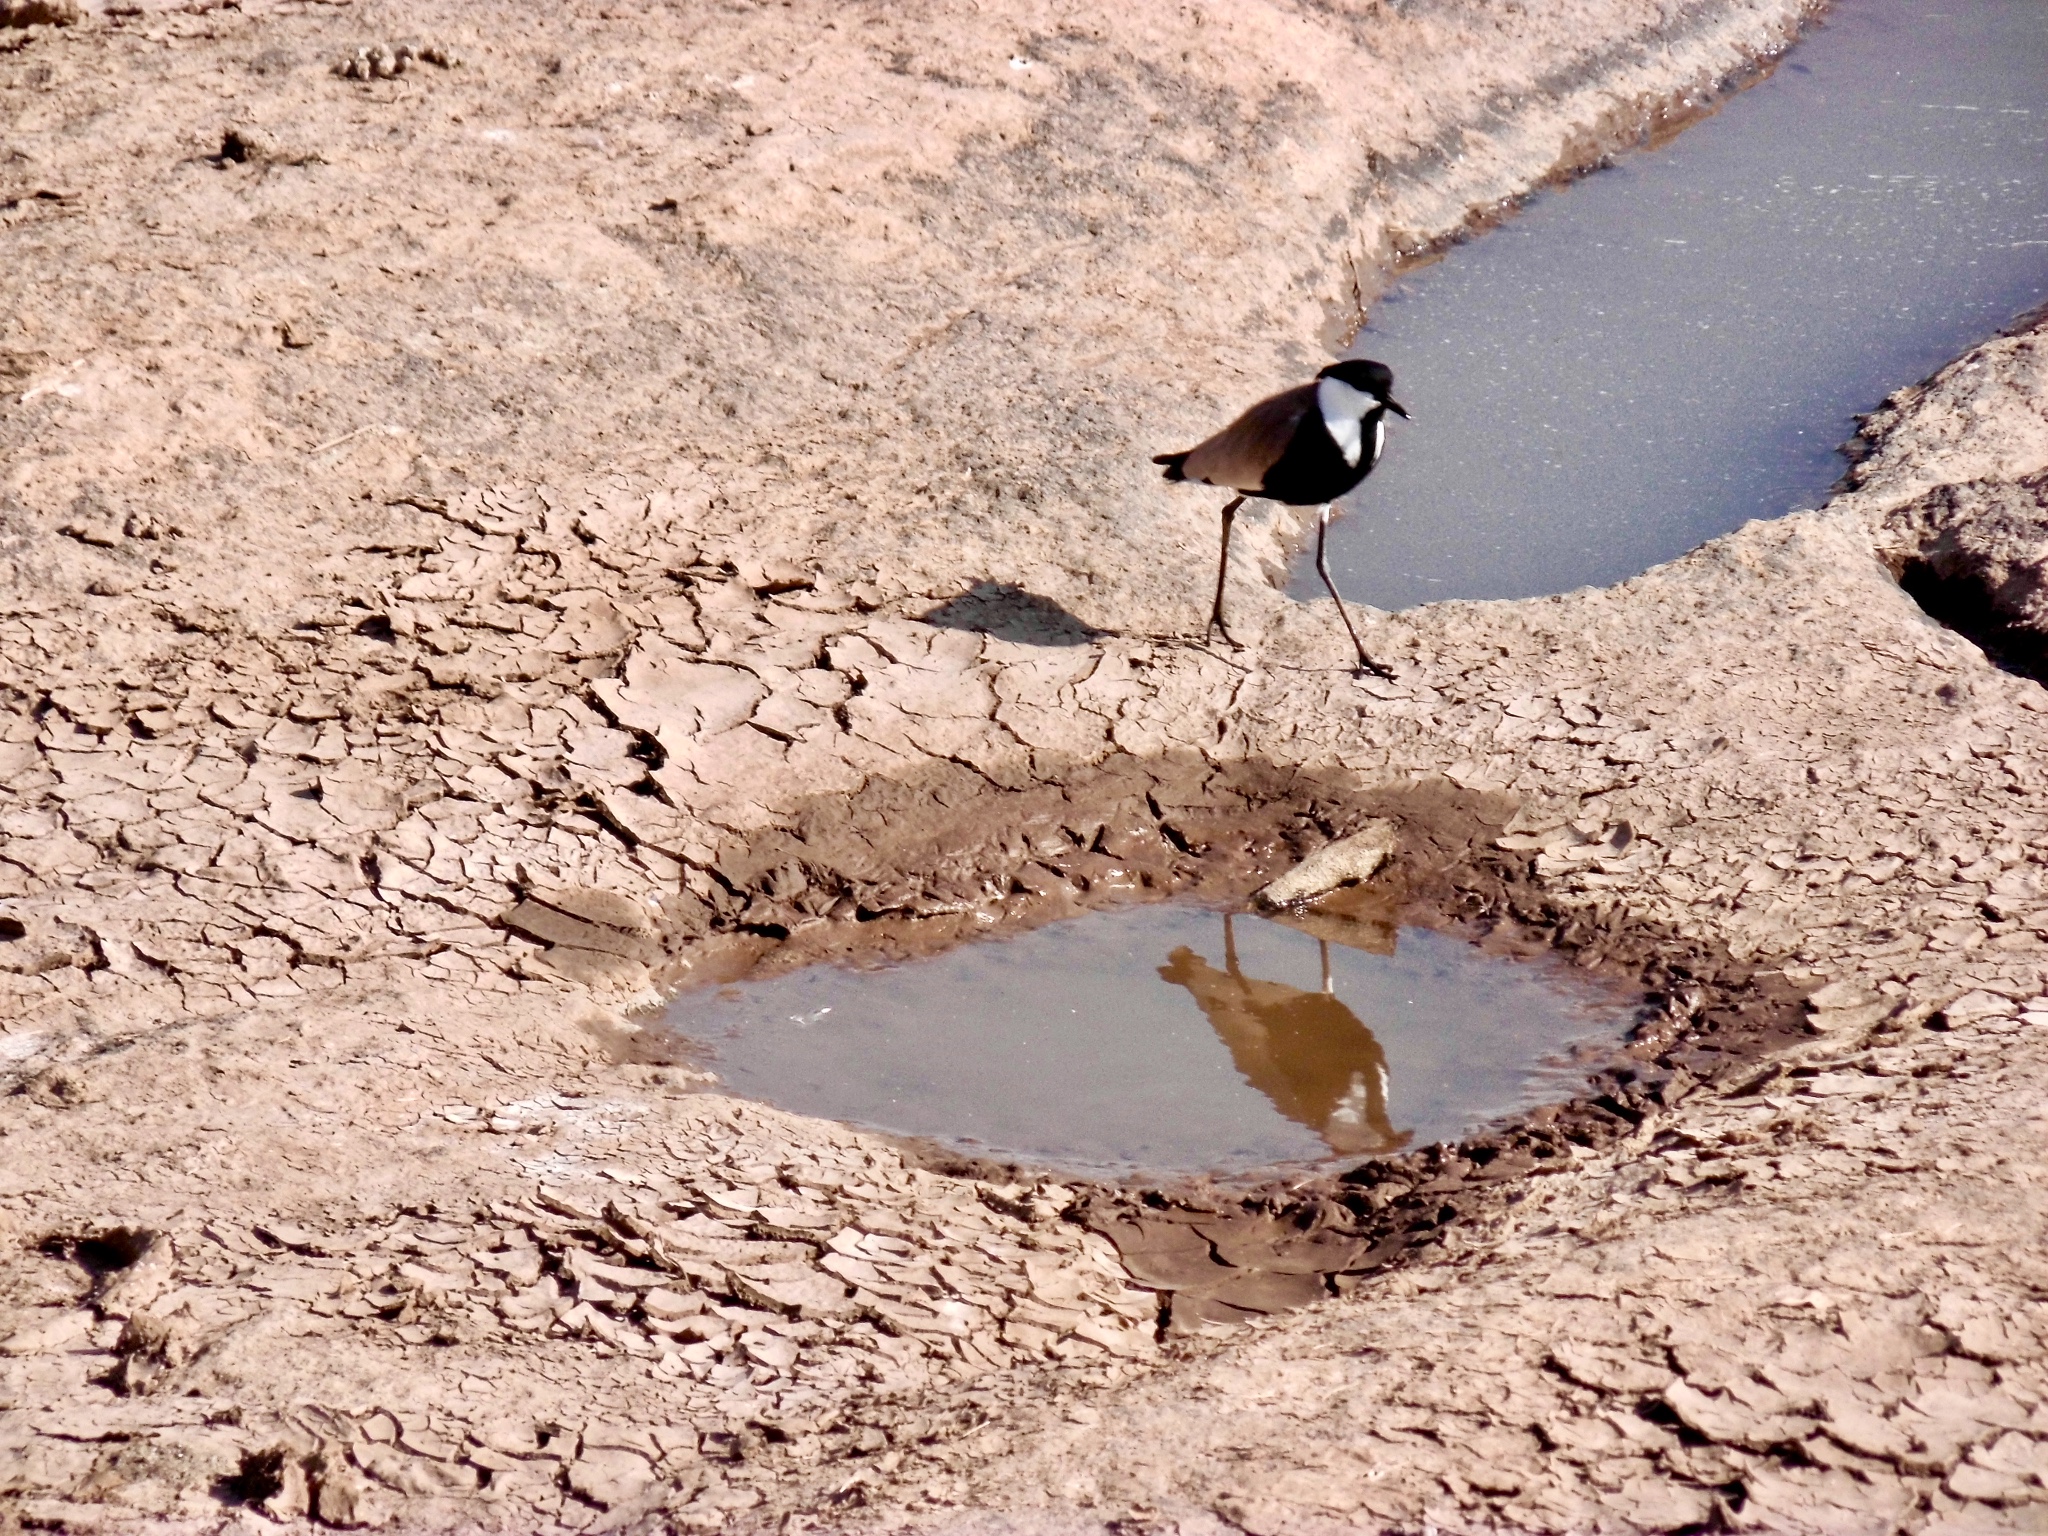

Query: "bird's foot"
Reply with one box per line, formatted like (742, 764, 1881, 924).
(1352, 654, 1395, 682)
(1206, 619, 1243, 651)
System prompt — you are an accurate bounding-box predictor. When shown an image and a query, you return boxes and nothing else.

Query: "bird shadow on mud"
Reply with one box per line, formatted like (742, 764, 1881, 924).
(917, 581, 1107, 647)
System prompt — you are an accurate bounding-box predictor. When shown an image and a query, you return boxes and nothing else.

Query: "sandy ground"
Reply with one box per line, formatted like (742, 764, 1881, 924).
(11, 0, 2048, 1530)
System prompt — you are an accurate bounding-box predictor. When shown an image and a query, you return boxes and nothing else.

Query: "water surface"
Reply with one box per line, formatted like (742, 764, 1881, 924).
(660, 903, 1638, 1178)
(1301, 0, 2048, 610)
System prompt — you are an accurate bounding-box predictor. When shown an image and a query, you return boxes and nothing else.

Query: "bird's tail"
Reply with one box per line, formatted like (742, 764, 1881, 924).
(1152, 451, 1190, 482)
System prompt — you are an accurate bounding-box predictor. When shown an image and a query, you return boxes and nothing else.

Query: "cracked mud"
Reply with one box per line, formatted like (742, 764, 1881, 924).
(8, 0, 2048, 1532)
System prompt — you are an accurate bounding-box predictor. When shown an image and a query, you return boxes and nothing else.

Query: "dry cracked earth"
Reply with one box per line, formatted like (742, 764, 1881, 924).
(6, 0, 2048, 1531)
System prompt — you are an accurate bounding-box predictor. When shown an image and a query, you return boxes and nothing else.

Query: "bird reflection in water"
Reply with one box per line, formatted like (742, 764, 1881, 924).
(1158, 910, 1415, 1156)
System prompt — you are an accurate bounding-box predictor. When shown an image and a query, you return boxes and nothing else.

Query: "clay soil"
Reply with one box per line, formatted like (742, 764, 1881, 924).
(8, 0, 2048, 1532)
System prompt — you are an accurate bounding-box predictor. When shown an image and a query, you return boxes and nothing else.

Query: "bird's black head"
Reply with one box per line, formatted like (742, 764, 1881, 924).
(1317, 358, 1408, 418)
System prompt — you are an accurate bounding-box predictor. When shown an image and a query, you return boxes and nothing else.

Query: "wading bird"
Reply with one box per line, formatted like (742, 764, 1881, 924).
(1153, 358, 1407, 675)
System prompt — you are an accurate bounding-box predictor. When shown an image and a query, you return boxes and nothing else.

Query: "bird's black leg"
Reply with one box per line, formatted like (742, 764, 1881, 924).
(1316, 504, 1392, 679)
(1208, 495, 1245, 647)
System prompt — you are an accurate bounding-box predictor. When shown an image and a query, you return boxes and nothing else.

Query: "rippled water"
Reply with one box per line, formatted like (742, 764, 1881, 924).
(1297, 0, 2048, 611)
(658, 900, 1638, 1178)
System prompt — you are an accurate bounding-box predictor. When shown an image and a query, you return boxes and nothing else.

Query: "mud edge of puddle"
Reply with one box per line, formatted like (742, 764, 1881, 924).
(504, 753, 1828, 1336)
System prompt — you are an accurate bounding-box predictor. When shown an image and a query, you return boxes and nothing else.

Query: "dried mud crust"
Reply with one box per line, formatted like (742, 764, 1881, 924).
(3, 1098, 1192, 1532)
(856, 996, 2048, 1536)
(12, 0, 2048, 1532)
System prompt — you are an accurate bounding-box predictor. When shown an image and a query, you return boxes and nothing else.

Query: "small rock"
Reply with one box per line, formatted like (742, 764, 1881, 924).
(1256, 820, 1398, 907)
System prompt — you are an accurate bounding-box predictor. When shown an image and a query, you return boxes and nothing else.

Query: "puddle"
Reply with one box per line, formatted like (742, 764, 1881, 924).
(656, 893, 1642, 1180)
(1301, 0, 2048, 611)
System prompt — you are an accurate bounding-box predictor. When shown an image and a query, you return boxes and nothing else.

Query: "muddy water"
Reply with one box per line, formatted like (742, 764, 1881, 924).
(660, 903, 1639, 1179)
(1302, 0, 2048, 611)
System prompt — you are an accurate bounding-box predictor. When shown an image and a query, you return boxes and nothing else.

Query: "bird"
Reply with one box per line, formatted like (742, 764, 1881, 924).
(1153, 358, 1407, 675)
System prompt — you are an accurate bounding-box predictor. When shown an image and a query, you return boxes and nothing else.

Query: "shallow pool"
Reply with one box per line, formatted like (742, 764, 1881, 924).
(1300, 0, 2048, 611)
(657, 899, 1640, 1179)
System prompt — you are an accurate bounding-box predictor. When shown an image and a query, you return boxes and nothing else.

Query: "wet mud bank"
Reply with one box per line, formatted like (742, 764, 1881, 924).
(626, 761, 1812, 1331)
(8, 0, 2048, 1531)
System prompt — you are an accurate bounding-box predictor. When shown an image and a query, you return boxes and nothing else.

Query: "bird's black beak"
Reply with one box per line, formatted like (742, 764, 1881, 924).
(1385, 398, 1410, 421)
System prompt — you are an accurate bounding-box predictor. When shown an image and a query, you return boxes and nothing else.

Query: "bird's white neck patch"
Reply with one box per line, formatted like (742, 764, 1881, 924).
(1317, 375, 1376, 468)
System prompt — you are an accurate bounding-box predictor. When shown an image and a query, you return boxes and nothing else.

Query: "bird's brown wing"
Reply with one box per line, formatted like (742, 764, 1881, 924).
(1175, 384, 1314, 493)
